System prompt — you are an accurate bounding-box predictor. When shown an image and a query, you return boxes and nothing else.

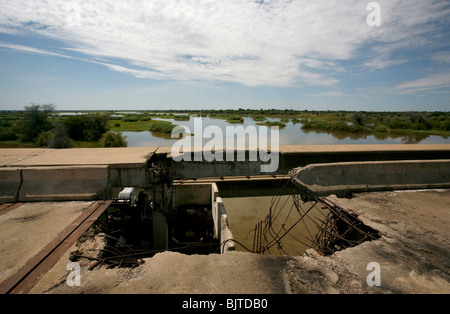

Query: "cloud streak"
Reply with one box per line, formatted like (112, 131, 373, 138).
(0, 0, 449, 90)
(395, 72, 450, 94)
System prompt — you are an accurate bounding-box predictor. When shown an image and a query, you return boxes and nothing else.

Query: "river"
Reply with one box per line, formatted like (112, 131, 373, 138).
(122, 116, 450, 147)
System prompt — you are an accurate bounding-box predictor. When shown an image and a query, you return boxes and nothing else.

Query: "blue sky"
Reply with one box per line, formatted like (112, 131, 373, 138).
(0, 0, 449, 111)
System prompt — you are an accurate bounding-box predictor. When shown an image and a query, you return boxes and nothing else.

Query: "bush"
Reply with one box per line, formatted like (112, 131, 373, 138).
(64, 113, 109, 141)
(148, 121, 177, 133)
(373, 124, 389, 133)
(0, 128, 18, 141)
(173, 115, 190, 121)
(123, 116, 139, 122)
(100, 131, 127, 147)
(35, 131, 54, 147)
(252, 116, 266, 121)
(21, 104, 55, 141)
(48, 123, 73, 148)
(256, 121, 287, 128)
(227, 116, 244, 123)
(440, 121, 450, 131)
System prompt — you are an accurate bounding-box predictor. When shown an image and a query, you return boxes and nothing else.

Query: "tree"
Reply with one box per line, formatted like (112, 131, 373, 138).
(352, 113, 364, 126)
(64, 113, 110, 141)
(100, 131, 127, 147)
(48, 123, 73, 148)
(21, 104, 55, 141)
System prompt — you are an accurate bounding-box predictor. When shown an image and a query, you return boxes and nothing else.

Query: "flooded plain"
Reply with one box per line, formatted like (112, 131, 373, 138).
(122, 116, 450, 147)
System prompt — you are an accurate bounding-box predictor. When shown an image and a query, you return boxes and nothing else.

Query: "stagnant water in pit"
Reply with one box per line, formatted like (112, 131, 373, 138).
(222, 194, 326, 256)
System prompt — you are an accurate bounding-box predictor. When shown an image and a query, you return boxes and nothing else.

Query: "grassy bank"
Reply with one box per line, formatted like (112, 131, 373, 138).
(109, 119, 179, 134)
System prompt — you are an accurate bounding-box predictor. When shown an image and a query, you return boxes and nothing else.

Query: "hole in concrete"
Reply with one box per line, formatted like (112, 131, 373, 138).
(312, 198, 381, 255)
(223, 180, 381, 256)
(71, 185, 223, 269)
(169, 204, 219, 255)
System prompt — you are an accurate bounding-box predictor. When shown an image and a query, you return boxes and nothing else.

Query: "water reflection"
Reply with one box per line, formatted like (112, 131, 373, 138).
(301, 128, 432, 144)
(222, 195, 324, 256)
(122, 116, 450, 147)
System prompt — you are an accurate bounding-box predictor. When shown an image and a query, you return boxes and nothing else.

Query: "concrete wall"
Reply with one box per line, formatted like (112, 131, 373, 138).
(173, 184, 212, 206)
(216, 197, 235, 253)
(18, 166, 110, 202)
(290, 159, 450, 199)
(0, 168, 21, 204)
(167, 145, 450, 179)
(172, 183, 235, 253)
(2, 145, 450, 203)
(0, 164, 151, 204)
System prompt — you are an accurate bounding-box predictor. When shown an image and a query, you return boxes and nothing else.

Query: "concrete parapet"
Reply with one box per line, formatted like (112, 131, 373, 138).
(18, 166, 109, 202)
(290, 159, 450, 199)
(0, 168, 22, 204)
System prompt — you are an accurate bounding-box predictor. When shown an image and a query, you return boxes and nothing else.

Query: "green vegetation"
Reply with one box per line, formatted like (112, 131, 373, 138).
(173, 115, 190, 121)
(226, 116, 244, 124)
(1, 108, 449, 148)
(252, 116, 266, 121)
(148, 120, 178, 134)
(108, 119, 156, 132)
(21, 104, 55, 142)
(256, 120, 287, 128)
(48, 123, 73, 148)
(64, 113, 109, 141)
(0, 106, 126, 148)
(100, 131, 128, 147)
(299, 111, 450, 136)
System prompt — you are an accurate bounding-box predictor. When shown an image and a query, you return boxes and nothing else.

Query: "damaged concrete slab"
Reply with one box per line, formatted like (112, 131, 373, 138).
(289, 189, 450, 294)
(25, 189, 450, 294)
(0, 146, 449, 294)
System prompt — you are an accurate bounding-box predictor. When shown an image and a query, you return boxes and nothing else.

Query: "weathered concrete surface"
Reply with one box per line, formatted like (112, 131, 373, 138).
(18, 166, 110, 202)
(30, 250, 293, 294)
(27, 189, 450, 294)
(0, 148, 162, 203)
(0, 168, 21, 203)
(288, 189, 450, 294)
(0, 201, 95, 281)
(167, 144, 450, 177)
(290, 159, 450, 199)
(0, 147, 163, 167)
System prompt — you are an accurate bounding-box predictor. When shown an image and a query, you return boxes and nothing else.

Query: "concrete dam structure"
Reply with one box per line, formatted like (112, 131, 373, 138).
(0, 144, 449, 294)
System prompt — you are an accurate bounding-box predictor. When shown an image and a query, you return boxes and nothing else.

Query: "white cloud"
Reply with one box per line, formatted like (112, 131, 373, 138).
(395, 72, 450, 94)
(311, 91, 346, 97)
(0, 0, 449, 88)
(0, 42, 69, 58)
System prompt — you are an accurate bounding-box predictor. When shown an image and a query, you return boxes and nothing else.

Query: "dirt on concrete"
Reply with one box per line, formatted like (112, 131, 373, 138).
(0, 201, 94, 281)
